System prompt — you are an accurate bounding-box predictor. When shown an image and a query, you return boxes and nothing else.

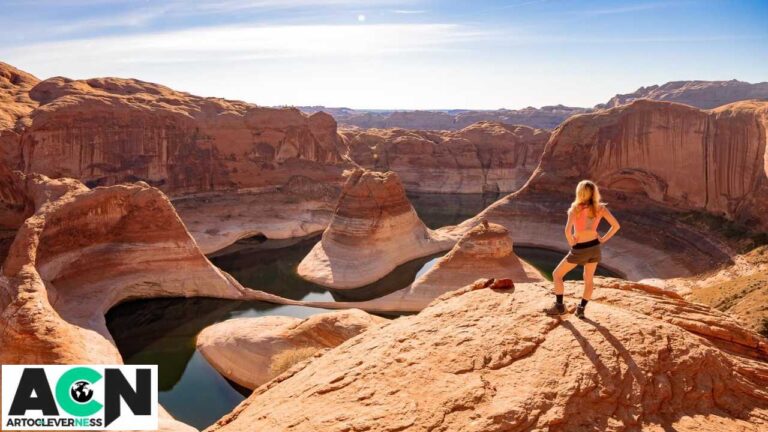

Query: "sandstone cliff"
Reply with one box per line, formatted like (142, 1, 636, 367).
(0, 62, 39, 170)
(208, 279, 768, 432)
(342, 121, 550, 193)
(297, 169, 455, 288)
(535, 99, 768, 231)
(597, 79, 768, 110)
(0, 64, 347, 196)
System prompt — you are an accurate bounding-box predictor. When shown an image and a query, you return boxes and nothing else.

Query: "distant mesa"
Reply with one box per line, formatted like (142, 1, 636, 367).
(301, 104, 589, 130)
(596, 79, 768, 110)
(300, 79, 768, 131)
(297, 169, 456, 289)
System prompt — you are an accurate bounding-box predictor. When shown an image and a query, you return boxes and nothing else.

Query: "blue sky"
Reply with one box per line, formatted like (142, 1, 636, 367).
(0, 0, 766, 109)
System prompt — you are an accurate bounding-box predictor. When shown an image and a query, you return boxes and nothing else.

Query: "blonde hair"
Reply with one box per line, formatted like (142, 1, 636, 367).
(568, 180, 604, 217)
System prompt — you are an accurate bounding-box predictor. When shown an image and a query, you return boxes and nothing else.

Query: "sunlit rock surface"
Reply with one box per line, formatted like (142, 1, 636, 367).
(597, 79, 768, 110)
(342, 121, 550, 193)
(196, 309, 385, 389)
(366, 221, 544, 311)
(208, 279, 768, 432)
(0, 171, 286, 431)
(298, 169, 456, 288)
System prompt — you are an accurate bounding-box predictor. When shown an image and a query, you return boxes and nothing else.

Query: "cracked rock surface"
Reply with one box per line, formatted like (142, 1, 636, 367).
(208, 279, 768, 432)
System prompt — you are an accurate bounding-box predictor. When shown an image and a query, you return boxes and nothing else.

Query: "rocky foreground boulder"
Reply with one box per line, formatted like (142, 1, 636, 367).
(197, 310, 385, 389)
(342, 121, 550, 193)
(298, 169, 456, 288)
(208, 279, 768, 432)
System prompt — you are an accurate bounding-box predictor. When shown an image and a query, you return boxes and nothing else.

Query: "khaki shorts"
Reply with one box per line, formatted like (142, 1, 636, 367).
(566, 240, 601, 265)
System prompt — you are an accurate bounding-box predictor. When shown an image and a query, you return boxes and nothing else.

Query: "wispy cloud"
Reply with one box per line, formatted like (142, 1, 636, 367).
(2, 23, 490, 66)
(392, 9, 427, 14)
(53, 6, 170, 34)
(579, 1, 681, 16)
(171, 0, 415, 14)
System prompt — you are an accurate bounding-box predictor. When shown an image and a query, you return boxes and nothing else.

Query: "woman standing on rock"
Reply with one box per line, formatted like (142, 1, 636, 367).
(545, 180, 620, 319)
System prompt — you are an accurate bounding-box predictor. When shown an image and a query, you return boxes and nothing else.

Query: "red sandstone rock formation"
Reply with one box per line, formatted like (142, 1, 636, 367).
(0, 64, 347, 196)
(196, 309, 385, 389)
(597, 79, 768, 110)
(0, 172, 294, 431)
(0, 62, 39, 170)
(535, 99, 768, 230)
(208, 279, 768, 432)
(297, 169, 456, 288)
(175, 175, 340, 254)
(368, 222, 544, 311)
(342, 121, 550, 193)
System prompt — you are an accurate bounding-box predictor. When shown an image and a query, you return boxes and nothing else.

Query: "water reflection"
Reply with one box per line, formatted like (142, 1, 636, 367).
(515, 246, 622, 281)
(408, 192, 500, 229)
(106, 298, 323, 429)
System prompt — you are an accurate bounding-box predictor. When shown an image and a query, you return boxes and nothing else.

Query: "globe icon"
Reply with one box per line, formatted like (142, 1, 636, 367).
(70, 380, 94, 403)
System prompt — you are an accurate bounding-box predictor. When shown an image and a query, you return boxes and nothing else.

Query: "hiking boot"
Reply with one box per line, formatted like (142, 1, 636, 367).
(575, 305, 586, 319)
(544, 302, 566, 316)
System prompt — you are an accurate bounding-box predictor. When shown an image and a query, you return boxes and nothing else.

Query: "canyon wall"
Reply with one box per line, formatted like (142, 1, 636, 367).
(534, 99, 768, 230)
(342, 121, 550, 193)
(450, 99, 767, 287)
(0, 63, 348, 197)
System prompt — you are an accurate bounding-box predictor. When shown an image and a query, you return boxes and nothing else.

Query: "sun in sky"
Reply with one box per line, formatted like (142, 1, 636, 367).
(0, 0, 766, 110)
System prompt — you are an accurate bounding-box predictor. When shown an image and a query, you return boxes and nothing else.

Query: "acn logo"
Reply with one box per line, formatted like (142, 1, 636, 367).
(2, 365, 158, 430)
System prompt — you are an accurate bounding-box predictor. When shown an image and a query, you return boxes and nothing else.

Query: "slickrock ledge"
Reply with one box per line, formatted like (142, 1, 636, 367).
(196, 309, 386, 389)
(208, 279, 768, 432)
(364, 221, 545, 311)
(297, 169, 456, 289)
(176, 176, 340, 254)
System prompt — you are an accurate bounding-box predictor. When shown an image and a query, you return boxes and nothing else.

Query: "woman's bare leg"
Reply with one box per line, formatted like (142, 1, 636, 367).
(553, 258, 578, 295)
(582, 262, 598, 300)
(544, 258, 578, 315)
(575, 262, 599, 318)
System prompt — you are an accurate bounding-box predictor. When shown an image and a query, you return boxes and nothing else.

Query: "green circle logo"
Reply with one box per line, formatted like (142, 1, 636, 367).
(55, 367, 103, 417)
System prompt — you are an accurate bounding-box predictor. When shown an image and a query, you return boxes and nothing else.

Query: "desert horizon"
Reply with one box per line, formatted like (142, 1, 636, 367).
(1, 1, 767, 432)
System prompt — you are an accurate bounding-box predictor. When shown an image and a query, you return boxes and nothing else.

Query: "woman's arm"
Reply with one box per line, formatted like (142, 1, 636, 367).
(599, 207, 621, 243)
(564, 211, 577, 246)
